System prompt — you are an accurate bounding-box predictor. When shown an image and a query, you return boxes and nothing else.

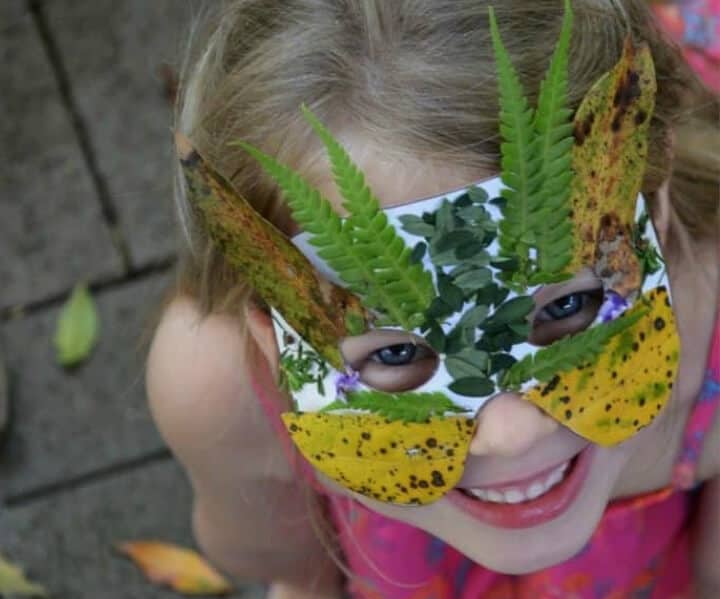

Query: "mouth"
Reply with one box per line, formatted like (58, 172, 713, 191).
(446, 445, 595, 529)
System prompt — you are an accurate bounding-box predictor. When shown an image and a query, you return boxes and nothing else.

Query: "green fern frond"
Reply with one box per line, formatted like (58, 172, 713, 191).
(530, 0, 575, 277)
(489, 7, 540, 277)
(490, 2, 576, 285)
(302, 106, 435, 327)
(321, 390, 470, 423)
(237, 142, 415, 326)
(502, 308, 647, 388)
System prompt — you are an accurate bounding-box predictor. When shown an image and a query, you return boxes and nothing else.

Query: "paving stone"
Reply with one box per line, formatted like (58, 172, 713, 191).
(0, 272, 174, 499)
(0, 459, 267, 599)
(0, 0, 26, 26)
(0, 5, 124, 310)
(44, 0, 193, 267)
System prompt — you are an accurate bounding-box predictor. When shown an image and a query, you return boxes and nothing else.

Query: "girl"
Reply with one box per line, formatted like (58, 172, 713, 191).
(147, 1, 720, 597)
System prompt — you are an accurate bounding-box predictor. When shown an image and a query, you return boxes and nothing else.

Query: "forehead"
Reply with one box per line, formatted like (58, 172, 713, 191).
(304, 134, 492, 211)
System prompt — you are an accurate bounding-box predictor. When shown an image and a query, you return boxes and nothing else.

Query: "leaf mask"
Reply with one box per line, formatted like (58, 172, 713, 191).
(177, 0, 679, 505)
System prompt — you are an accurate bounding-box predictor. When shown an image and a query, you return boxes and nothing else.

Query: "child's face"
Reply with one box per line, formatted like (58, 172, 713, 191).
(271, 146, 678, 573)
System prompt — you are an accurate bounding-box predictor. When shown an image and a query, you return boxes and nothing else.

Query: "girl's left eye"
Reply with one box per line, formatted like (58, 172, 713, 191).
(538, 292, 588, 320)
(531, 288, 603, 346)
(371, 343, 418, 366)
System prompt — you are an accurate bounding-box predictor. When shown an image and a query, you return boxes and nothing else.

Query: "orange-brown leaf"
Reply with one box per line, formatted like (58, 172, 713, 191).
(117, 541, 233, 596)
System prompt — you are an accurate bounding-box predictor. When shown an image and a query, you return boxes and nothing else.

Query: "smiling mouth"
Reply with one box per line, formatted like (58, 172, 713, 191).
(447, 446, 595, 529)
(463, 460, 572, 504)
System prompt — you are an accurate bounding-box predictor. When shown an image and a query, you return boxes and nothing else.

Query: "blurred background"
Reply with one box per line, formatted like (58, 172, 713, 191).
(1, 1, 264, 597)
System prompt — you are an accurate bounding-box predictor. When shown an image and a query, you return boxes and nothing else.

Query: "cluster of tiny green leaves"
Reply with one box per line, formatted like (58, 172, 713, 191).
(489, 0, 575, 290)
(236, 108, 434, 330)
(400, 187, 535, 397)
(321, 390, 470, 423)
(279, 342, 329, 398)
(501, 307, 647, 388)
(632, 211, 664, 282)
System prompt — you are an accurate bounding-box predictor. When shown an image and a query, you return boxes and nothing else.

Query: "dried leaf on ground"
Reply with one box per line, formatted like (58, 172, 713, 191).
(54, 283, 99, 367)
(117, 541, 233, 596)
(0, 553, 47, 596)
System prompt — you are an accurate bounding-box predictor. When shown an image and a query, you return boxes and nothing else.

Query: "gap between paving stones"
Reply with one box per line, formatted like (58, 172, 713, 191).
(27, 0, 133, 272)
(0, 255, 177, 323)
(3, 448, 173, 508)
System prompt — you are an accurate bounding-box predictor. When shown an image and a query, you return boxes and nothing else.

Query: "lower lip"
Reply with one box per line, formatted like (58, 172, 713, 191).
(446, 446, 595, 529)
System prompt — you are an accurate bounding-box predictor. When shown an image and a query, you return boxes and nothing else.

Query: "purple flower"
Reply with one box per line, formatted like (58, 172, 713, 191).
(597, 291, 631, 323)
(335, 368, 360, 397)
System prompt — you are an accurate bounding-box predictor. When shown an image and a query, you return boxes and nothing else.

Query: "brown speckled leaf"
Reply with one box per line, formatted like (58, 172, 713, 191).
(524, 287, 679, 446)
(176, 134, 369, 369)
(282, 413, 476, 505)
(567, 39, 656, 296)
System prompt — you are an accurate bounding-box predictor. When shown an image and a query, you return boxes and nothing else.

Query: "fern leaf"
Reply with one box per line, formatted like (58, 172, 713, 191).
(489, 7, 540, 273)
(502, 307, 646, 388)
(321, 391, 470, 423)
(237, 141, 424, 326)
(530, 0, 575, 276)
(302, 106, 435, 327)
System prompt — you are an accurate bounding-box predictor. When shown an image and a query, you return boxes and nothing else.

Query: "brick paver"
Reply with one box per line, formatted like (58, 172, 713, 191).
(0, 2, 124, 311)
(43, 0, 192, 267)
(0, 459, 266, 599)
(0, 273, 171, 500)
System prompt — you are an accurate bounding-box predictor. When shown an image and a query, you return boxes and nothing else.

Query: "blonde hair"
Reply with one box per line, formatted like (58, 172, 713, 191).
(174, 0, 718, 316)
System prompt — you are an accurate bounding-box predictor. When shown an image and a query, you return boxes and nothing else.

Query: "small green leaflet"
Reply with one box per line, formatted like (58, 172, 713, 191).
(502, 308, 647, 388)
(632, 211, 664, 280)
(445, 348, 490, 379)
(0, 553, 47, 596)
(320, 390, 470, 423)
(448, 377, 495, 397)
(54, 283, 99, 367)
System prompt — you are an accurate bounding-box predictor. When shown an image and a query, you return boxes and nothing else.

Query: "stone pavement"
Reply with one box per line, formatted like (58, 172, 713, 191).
(0, 2, 266, 597)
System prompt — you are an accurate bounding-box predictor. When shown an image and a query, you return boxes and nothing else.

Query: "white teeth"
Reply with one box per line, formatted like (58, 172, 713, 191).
(486, 490, 505, 502)
(465, 460, 571, 504)
(526, 482, 545, 499)
(503, 489, 525, 504)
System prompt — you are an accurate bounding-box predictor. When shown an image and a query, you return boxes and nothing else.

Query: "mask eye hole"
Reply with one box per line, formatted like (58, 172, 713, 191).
(530, 287, 604, 346)
(341, 332, 439, 392)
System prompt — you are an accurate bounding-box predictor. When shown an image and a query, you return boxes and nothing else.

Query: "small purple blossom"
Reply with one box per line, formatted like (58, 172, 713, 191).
(335, 368, 361, 398)
(597, 291, 631, 323)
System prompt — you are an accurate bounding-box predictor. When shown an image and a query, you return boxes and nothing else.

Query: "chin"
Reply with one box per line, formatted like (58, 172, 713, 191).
(449, 511, 605, 575)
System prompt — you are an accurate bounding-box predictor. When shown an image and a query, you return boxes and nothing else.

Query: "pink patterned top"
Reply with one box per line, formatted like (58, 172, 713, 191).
(251, 309, 720, 599)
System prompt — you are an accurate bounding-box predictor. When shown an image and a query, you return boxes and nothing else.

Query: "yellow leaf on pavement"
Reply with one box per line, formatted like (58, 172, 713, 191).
(117, 541, 233, 596)
(0, 553, 47, 596)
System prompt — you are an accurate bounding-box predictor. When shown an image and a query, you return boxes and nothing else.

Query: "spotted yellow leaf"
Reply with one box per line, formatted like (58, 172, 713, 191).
(282, 413, 476, 504)
(524, 287, 678, 445)
(568, 39, 656, 296)
(117, 541, 232, 595)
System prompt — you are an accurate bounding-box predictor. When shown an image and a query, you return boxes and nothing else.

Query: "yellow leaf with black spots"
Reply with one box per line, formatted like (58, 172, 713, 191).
(282, 413, 476, 505)
(524, 287, 678, 446)
(568, 39, 656, 296)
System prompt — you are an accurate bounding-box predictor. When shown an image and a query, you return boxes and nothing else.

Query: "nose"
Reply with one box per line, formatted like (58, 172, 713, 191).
(469, 393, 559, 456)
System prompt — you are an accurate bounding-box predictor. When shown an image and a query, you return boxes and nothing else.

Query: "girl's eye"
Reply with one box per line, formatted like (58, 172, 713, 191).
(531, 289, 603, 346)
(346, 340, 438, 393)
(539, 293, 587, 320)
(371, 343, 418, 366)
